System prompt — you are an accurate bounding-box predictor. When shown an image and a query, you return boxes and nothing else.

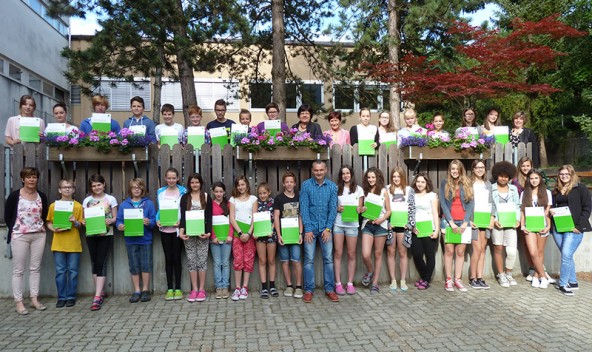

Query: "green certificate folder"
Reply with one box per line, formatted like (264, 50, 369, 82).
(53, 200, 74, 230)
(497, 203, 517, 228)
(212, 215, 230, 242)
(124, 208, 144, 237)
(159, 126, 179, 147)
(264, 120, 281, 137)
(390, 202, 408, 227)
(209, 127, 228, 146)
(20, 117, 41, 142)
(380, 132, 397, 150)
(445, 226, 471, 244)
(493, 126, 509, 145)
(187, 126, 205, 149)
(235, 213, 252, 237)
(552, 206, 575, 233)
(280, 217, 300, 244)
(362, 193, 384, 220)
(358, 139, 375, 156)
(525, 207, 545, 232)
(91, 113, 111, 133)
(473, 203, 492, 229)
(340, 195, 359, 223)
(185, 210, 205, 236)
(231, 124, 248, 147)
(45, 123, 66, 137)
(253, 211, 272, 238)
(159, 199, 179, 226)
(84, 206, 107, 236)
(415, 212, 433, 238)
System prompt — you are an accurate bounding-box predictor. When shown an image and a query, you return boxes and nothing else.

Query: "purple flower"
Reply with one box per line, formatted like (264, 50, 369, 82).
(318, 140, 327, 146)
(110, 139, 119, 145)
(461, 143, 470, 149)
(276, 136, 283, 142)
(90, 135, 100, 142)
(108, 131, 117, 138)
(121, 139, 129, 146)
(441, 135, 451, 142)
(56, 135, 69, 142)
(477, 138, 485, 144)
(241, 137, 250, 144)
(469, 141, 477, 147)
(268, 138, 275, 145)
(69, 138, 79, 145)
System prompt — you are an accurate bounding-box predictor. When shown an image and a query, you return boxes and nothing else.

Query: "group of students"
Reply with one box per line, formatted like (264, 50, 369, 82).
(7, 154, 590, 315)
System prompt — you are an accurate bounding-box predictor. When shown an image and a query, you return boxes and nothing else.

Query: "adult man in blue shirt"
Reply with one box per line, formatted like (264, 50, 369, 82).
(300, 160, 339, 303)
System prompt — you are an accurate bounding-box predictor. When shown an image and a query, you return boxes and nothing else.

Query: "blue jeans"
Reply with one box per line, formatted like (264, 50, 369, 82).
(552, 231, 583, 287)
(211, 242, 231, 289)
(53, 252, 80, 301)
(303, 232, 335, 293)
(278, 244, 302, 262)
(126, 244, 153, 275)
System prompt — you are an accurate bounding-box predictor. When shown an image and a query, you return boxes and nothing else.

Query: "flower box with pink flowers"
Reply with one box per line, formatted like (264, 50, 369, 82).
(234, 127, 331, 160)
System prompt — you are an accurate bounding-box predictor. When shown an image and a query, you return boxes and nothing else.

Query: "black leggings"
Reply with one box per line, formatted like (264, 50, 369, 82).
(161, 231, 183, 290)
(86, 235, 113, 277)
(410, 234, 438, 282)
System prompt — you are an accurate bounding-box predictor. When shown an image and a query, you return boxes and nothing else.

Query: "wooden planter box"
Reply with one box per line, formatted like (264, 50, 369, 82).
(402, 146, 491, 160)
(236, 147, 330, 161)
(47, 146, 149, 161)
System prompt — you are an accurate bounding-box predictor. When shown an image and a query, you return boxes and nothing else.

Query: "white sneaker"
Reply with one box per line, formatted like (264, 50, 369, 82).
(545, 273, 556, 284)
(239, 287, 248, 300)
(539, 278, 549, 289)
(506, 273, 517, 286)
(498, 273, 510, 288)
(526, 268, 535, 282)
(231, 288, 241, 301)
(531, 277, 540, 288)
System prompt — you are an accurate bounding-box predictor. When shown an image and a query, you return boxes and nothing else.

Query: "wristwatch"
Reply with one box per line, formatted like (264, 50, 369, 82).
(238, 231, 243, 236)
(325, 228, 332, 233)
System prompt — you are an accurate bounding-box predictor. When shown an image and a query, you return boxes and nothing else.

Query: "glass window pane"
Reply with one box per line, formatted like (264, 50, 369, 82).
(249, 82, 271, 109)
(334, 85, 354, 110)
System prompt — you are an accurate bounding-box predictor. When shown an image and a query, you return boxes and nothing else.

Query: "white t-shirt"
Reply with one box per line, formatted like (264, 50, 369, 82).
(519, 189, 552, 207)
(335, 185, 364, 228)
(473, 181, 490, 204)
(229, 195, 257, 221)
(155, 123, 184, 142)
(415, 192, 437, 218)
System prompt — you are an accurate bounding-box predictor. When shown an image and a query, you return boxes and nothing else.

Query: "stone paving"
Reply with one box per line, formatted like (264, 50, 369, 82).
(1, 280, 591, 351)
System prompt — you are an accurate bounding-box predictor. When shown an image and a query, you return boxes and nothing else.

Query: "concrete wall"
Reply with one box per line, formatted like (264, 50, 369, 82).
(0, 217, 590, 298)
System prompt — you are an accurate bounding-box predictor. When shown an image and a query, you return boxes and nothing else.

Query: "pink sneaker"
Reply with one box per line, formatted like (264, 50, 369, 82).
(196, 290, 207, 302)
(187, 290, 199, 302)
(335, 283, 346, 296)
(346, 283, 356, 295)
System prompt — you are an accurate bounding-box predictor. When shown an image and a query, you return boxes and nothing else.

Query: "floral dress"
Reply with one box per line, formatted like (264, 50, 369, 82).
(256, 197, 277, 243)
(12, 194, 45, 237)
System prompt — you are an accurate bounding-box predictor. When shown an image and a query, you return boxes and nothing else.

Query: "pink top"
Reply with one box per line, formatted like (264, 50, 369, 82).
(12, 194, 45, 238)
(5, 116, 46, 142)
(324, 128, 350, 147)
(212, 200, 233, 241)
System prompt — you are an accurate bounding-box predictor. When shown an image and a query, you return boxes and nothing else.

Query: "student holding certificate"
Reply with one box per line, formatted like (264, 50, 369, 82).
(155, 104, 184, 147)
(79, 95, 121, 135)
(46, 179, 84, 308)
(332, 166, 364, 295)
(82, 174, 118, 311)
(116, 178, 157, 303)
(205, 99, 235, 143)
(323, 111, 350, 147)
(519, 170, 553, 289)
(385, 167, 415, 292)
(439, 160, 474, 292)
(410, 173, 440, 290)
(5, 95, 45, 146)
(184, 105, 210, 147)
(229, 176, 258, 301)
(468, 159, 494, 290)
(252, 183, 278, 299)
(45, 103, 79, 136)
(210, 182, 233, 299)
(349, 108, 380, 155)
(490, 161, 521, 288)
(360, 167, 391, 294)
(454, 107, 480, 138)
(5, 168, 49, 315)
(551, 165, 591, 296)
(274, 171, 304, 299)
(257, 103, 290, 135)
(179, 173, 212, 302)
(156, 168, 187, 301)
(122, 96, 156, 142)
(397, 108, 426, 142)
(429, 113, 450, 139)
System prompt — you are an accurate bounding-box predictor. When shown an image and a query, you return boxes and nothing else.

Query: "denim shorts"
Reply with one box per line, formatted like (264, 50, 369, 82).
(362, 223, 388, 237)
(278, 243, 301, 262)
(126, 244, 153, 274)
(333, 225, 359, 237)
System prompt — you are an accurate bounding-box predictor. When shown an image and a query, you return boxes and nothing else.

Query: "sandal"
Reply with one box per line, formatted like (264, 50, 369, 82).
(91, 296, 103, 311)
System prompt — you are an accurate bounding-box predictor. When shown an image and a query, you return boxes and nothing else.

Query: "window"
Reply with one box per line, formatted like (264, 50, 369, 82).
(0, 58, 4, 74)
(29, 74, 41, 91)
(333, 83, 390, 112)
(43, 82, 54, 97)
(161, 80, 240, 111)
(95, 79, 152, 111)
(9, 64, 22, 81)
(249, 81, 324, 111)
(55, 88, 66, 102)
(71, 85, 81, 104)
(23, 0, 69, 36)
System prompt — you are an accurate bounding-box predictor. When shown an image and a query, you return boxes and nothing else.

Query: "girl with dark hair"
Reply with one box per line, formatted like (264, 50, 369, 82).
(520, 170, 552, 289)
(210, 182, 233, 299)
(469, 159, 493, 290)
(179, 173, 212, 302)
(360, 167, 391, 294)
(349, 108, 380, 152)
(333, 166, 364, 295)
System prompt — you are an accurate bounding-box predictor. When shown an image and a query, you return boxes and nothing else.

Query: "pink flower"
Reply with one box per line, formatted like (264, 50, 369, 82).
(69, 138, 79, 145)
(110, 139, 119, 145)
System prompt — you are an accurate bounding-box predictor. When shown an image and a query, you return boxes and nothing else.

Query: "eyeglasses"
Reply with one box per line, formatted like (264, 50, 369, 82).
(60, 186, 73, 190)
(267, 110, 278, 114)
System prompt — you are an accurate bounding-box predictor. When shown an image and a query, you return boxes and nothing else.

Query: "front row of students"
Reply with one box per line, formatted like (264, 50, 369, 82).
(35, 160, 591, 313)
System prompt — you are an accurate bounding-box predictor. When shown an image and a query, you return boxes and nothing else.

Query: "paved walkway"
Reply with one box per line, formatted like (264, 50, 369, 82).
(1, 280, 590, 351)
